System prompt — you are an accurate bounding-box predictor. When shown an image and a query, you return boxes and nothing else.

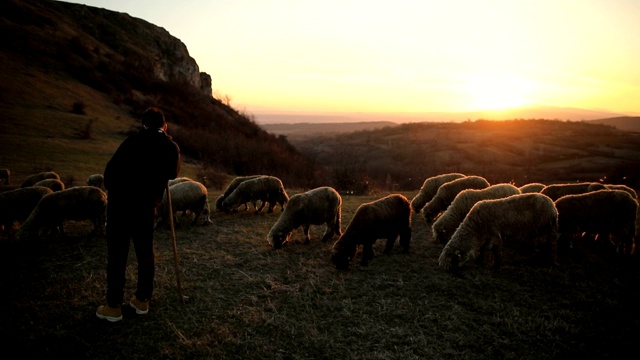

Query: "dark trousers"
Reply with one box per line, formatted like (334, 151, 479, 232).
(105, 199, 156, 307)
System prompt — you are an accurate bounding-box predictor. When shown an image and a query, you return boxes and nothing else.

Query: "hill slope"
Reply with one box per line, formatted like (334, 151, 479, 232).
(0, 0, 314, 188)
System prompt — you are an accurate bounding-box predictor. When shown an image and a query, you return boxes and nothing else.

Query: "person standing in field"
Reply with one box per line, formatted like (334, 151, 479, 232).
(97, 107, 181, 322)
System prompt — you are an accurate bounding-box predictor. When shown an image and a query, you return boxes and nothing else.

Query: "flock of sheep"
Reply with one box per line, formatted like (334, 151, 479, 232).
(0, 168, 637, 273)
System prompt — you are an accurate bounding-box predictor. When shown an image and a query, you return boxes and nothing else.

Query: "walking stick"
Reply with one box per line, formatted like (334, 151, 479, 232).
(166, 182, 185, 304)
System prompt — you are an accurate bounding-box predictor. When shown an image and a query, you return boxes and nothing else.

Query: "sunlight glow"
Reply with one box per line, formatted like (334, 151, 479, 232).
(460, 74, 538, 111)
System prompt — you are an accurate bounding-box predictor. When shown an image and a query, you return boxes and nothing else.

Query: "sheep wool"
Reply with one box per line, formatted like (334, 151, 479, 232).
(268, 186, 342, 249)
(518, 183, 546, 194)
(331, 194, 411, 270)
(410, 173, 465, 212)
(20, 171, 60, 188)
(221, 176, 288, 214)
(540, 182, 606, 201)
(33, 178, 65, 192)
(555, 189, 638, 255)
(86, 174, 106, 191)
(0, 186, 53, 234)
(604, 184, 638, 199)
(18, 186, 108, 240)
(438, 193, 558, 272)
(158, 180, 213, 226)
(215, 175, 264, 212)
(422, 175, 490, 225)
(431, 184, 521, 244)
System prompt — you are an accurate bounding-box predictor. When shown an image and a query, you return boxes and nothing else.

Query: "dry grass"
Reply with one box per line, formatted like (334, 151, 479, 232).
(1, 190, 639, 359)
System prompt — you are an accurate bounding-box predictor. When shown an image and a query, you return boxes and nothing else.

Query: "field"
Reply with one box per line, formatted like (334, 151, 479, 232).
(1, 189, 639, 360)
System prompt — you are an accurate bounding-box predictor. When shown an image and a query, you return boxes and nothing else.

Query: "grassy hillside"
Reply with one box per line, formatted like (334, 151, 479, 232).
(0, 0, 314, 188)
(284, 119, 640, 192)
(1, 190, 638, 359)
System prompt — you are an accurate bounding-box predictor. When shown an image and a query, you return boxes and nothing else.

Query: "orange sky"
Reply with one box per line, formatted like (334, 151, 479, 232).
(64, 0, 640, 115)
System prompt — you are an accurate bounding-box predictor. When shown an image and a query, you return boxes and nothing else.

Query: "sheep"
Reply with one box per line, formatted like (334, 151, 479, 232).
(540, 182, 606, 201)
(410, 173, 466, 212)
(0, 168, 10, 185)
(18, 186, 108, 240)
(168, 177, 195, 187)
(268, 186, 342, 249)
(331, 194, 411, 270)
(20, 171, 60, 188)
(221, 176, 288, 214)
(518, 183, 546, 193)
(604, 184, 638, 199)
(157, 180, 213, 226)
(439, 193, 558, 272)
(0, 186, 53, 235)
(87, 174, 106, 191)
(215, 175, 264, 212)
(431, 184, 521, 244)
(555, 189, 638, 256)
(422, 175, 490, 225)
(33, 178, 65, 192)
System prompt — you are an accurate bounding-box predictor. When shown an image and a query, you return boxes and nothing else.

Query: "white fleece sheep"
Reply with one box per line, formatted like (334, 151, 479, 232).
(0, 186, 53, 235)
(518, 183, 546, 193)
(604, 184, 638, 199)
(410, 173, 466, 212)
(87, 174, 106, 191)
(18, 186, 108, 240)
(0, 168, 10, 185)
(331, 194, 412, 270)
(438, 193, 558, 272)
(33, 178, 65, 192)
(268, 186, 342, 249)
(555, 189, 638, 256)
(540, 182, 606, 201)
(215, 175, 264, 212)
(431, 184, 521, 244)
(422, 175, 490, 225)
(20, 171, 60, 188)
(157, 180, 213, 226)
(221, 176, 288, 214)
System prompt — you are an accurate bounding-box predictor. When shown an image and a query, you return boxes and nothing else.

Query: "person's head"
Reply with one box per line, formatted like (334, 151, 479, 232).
(141, 107, 167, 130)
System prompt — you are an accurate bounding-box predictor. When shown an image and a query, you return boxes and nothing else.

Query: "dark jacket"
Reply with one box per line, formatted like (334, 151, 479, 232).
(104, 128, 180, 207)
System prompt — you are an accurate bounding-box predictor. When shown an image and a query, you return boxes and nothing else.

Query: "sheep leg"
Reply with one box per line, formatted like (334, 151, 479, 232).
(383, 237, 395, 254)
(490, 244, 502, 270)
(361, 243, 374, 266)
(255, 201, 266, 214)
(303, 225, 311, 245)
(321, 223, 334, 243)
(399, 226, 411, 252)
(266, 202, 275, 213)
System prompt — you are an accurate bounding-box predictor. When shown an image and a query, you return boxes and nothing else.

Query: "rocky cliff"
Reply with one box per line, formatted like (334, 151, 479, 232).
(1, 0, 212, 97)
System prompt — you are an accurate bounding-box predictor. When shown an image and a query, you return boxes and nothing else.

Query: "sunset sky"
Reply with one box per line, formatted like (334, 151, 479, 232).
(63, 0, 640, 115)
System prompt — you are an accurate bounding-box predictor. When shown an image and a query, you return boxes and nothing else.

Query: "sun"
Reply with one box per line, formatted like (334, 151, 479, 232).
(462, 73, 536, 111)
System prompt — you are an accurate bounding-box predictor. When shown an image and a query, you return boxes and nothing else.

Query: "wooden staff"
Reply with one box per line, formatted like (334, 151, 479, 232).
(165, 182, 185, 304)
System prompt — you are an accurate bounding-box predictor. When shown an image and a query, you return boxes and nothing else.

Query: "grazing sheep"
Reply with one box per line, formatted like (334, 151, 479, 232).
(0, 168, 10, 185)
(555, 190, 638, 256)
(221, 176, 288, 214)
(438, 193, 558, 272)
(604, 184, 638, 199)
(410, 173, 466, 212)
(20, 171, 60, 188)
(157, 180, 213, 226)
(215, 175, 264, 212)
(422, 175, 490, 225)
(432, 184, 521, 244)
(86, 174, 106, 191)
(33, 178, 65, 192)
(18, 186, 108, 240)
(519, 183, 546, 193)
(268, 186, 342, 249)
(0, 186, 53, 235)
(331, 194, 411, 270)
(540, 182, 606, 201)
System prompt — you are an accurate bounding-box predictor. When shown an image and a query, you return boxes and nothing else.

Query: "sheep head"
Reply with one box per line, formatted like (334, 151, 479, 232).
(268, 231, 291, 249)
